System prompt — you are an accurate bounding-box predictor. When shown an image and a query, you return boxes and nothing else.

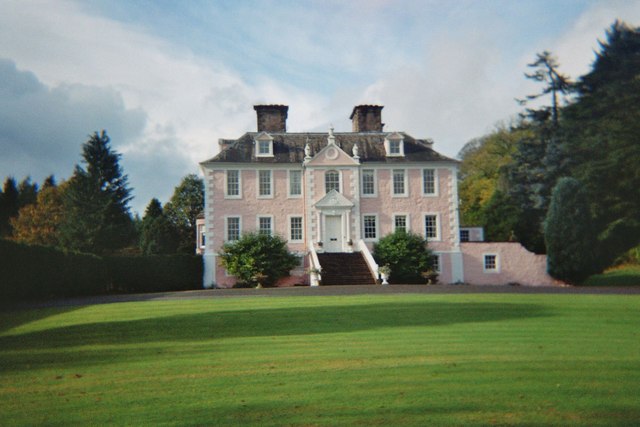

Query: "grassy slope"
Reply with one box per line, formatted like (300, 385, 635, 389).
(584, 265, 640, 286)
(1, 294, 639, 426)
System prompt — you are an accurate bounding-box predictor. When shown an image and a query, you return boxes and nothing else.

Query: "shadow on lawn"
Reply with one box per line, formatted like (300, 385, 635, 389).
(0, 300, 550, 354)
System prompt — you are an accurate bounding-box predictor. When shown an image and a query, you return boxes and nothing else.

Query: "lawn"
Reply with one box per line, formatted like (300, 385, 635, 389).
(1, 293, 639, 426)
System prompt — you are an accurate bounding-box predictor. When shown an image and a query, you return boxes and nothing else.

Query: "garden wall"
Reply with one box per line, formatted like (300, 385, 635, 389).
(461, 242, 561, 286)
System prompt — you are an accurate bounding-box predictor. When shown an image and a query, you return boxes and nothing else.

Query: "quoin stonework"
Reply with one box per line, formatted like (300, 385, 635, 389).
(198, 105, 559, 287)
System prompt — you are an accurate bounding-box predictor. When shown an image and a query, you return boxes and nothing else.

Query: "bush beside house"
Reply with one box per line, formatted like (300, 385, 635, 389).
(219, 233, 299, 288)
(372, 231, 434, 284)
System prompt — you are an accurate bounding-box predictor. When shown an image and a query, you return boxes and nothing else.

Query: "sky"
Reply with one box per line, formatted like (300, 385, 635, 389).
(1, 0, 639, 215)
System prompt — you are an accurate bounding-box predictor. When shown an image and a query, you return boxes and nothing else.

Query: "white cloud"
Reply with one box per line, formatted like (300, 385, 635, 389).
(0, 59, 146, 187)
(551, 1, 640, 79)
(0, 0, 326, 212)
(1, 0, 638, 212)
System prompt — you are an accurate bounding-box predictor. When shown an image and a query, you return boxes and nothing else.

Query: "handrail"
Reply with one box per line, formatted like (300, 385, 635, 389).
(358, 239, 379, 281)
(308, 241, 322, 286)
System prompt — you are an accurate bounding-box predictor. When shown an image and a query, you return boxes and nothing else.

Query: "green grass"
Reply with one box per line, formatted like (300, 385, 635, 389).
(1, 294, 640, 425)
(584, 265, 640, 286)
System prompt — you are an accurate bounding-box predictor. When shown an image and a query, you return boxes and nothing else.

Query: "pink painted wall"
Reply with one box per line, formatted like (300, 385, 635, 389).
(461, 242, 561, 286)
(359, 167, 455, 252)
(209, 168, 306, 287)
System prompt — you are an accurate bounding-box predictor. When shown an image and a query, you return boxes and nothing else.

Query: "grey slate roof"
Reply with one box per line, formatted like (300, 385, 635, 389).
(201, 132, 456, 164)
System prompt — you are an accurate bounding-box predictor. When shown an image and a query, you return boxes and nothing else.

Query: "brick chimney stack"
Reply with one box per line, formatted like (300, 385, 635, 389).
(254, 105, 288, 132)
(350, 105, 384, 132)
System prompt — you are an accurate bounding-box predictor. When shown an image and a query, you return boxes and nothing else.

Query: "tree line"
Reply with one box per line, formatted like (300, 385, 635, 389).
(0, 131, 203, 256)
(458, 21, 640, 283)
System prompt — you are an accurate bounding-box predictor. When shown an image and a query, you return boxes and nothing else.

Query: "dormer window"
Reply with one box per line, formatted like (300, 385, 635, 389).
(389, 140, 401, 154)
(385, 133, 405, 157)
(255, 133, 274, 157)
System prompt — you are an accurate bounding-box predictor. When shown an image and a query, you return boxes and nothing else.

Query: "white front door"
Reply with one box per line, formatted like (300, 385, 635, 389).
(325, 215, 342, 252)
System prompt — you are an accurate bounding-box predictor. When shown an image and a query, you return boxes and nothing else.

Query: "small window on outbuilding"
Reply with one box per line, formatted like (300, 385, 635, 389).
(483, 254, 499, 272)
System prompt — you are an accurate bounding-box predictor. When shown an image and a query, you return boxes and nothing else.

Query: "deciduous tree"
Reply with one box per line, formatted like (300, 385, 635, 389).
(11, 181, 67, 247)
(164, 174, 204, 253)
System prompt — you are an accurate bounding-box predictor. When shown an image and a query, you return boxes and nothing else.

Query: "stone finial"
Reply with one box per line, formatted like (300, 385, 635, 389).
(304, 140, 312, 162)
(352, 143, 360, 161)
(327, 126, 336, 146)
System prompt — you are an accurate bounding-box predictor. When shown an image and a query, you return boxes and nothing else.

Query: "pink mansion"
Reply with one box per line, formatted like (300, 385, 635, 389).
(198, 105, 557, 288)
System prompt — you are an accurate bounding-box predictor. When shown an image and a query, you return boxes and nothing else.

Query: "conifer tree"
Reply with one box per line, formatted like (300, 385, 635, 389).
(59, 131, 134, 254)
(561, 21, 640, 267)
(545, 178, 596, 283)
(0, 177, 19, 238)
(140, 198, 180, 255)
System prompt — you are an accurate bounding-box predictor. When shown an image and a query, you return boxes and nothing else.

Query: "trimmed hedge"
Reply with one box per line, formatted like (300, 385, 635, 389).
(0, 239, 202, 301)
(0, 239, 107, 300)
(106, 255, 203, 294)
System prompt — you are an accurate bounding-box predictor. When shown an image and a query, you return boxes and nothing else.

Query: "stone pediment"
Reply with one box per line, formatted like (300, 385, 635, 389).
(314, 189, 354, 209)
(306, 143, 359, 167)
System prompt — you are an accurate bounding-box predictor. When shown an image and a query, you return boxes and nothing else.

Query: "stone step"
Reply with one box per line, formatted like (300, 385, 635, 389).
(316, 252, 377, 286)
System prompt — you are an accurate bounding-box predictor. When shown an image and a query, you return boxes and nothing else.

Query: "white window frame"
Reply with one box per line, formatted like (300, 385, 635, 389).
(362, 214, 379, 242)
(460, 229, 470, 242)
(483, 253, 500, 273)
(197, 224, 206, 248)
(288, 170, 302, 198)
(255, 135, 274, 158)
(288, 215, 304, 242)
(431, 253, 442, 273)
(423, 213, 441, 241)
(325, 170, 341, 194)
(392, 213, 410, 233)
(392, 169, 408, 197)
(385, 136, 405, 157)
(257, 169, 273, 198)
(224, 216, 242, 242)
(361, 169, 377, 197)
(257, 215, 274, 236)
(422, 168, 438, 196)
(225, 170, 242, 199)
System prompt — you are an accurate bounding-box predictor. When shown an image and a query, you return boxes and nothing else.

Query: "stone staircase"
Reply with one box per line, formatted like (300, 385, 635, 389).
(316, 252, 377, 285)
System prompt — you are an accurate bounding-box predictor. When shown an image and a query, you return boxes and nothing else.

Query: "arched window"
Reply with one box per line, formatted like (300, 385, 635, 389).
(325, 170, 340, 193)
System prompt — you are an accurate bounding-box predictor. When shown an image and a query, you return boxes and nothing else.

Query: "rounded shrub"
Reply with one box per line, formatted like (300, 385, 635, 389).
(219, 233, 299, 287)
(372, 230, 434, 284)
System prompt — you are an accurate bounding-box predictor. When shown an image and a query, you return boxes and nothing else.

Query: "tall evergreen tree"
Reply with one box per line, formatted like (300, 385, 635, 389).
(517, 51, 572, 127)
(140, 198, 180, 255)
(17, 177, 38, 209)
(561, 21, 640, 268)
(507, 51, 572, 253)
(0, 177, 19, 238)
(42, 175, 57, 190)
(59, 131, 134, 254)
(544, 178, 597, 283)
